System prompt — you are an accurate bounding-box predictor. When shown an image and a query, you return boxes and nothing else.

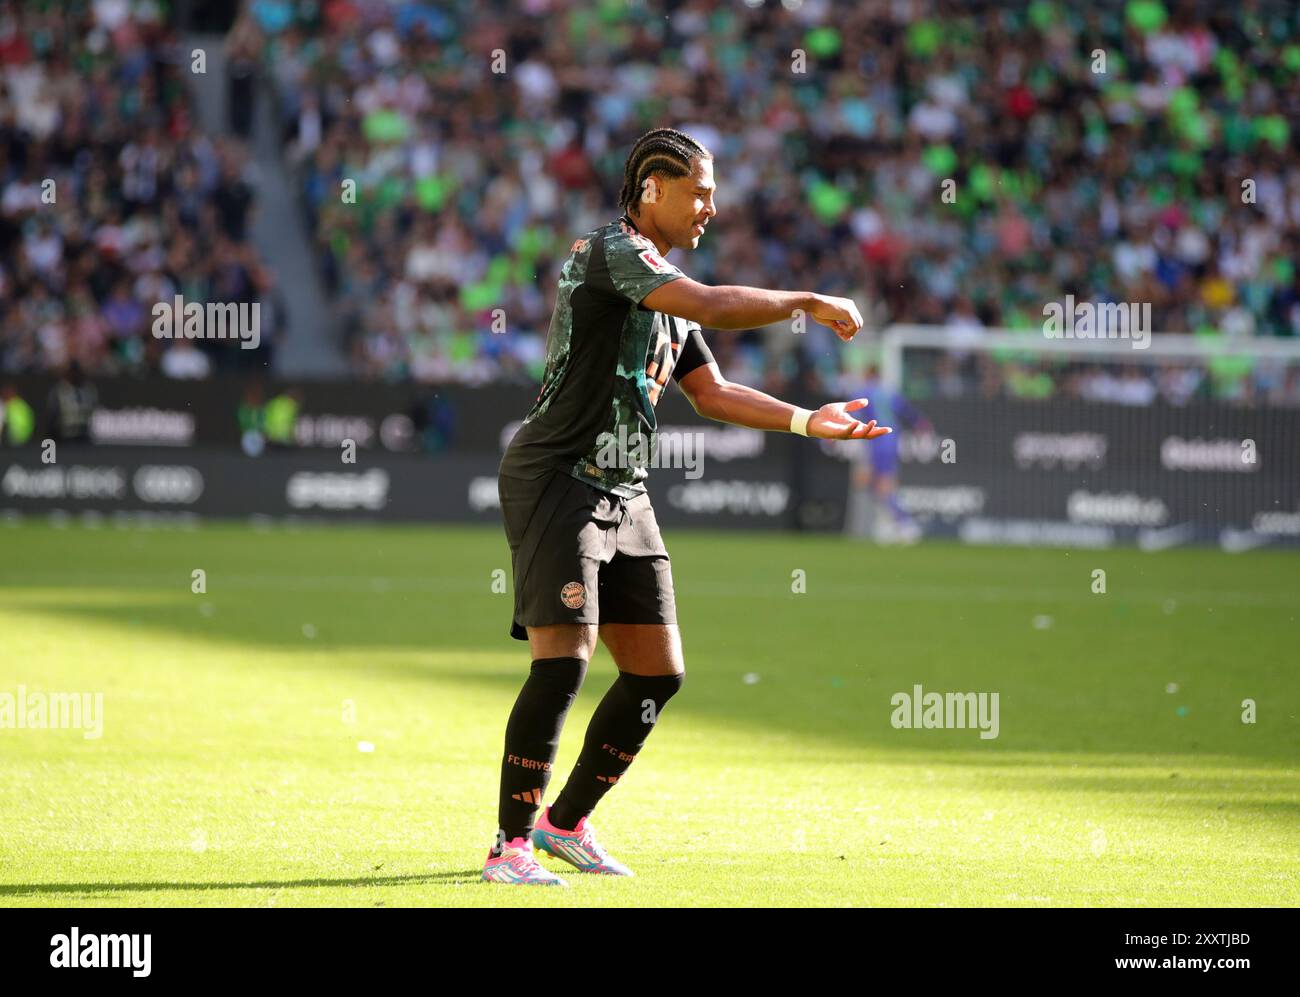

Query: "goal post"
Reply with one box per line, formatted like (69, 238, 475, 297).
(859, 326, 1300, 550)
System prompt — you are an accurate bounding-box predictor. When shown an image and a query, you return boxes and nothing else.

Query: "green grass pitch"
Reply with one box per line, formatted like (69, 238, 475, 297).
(1, 520, 1296, 907)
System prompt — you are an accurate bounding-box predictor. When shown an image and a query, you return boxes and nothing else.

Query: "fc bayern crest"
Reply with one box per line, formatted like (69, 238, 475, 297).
(560, 581, 586, 609)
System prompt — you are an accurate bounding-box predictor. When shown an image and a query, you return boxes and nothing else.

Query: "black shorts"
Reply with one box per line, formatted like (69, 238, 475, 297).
(498, 470, 677, 641)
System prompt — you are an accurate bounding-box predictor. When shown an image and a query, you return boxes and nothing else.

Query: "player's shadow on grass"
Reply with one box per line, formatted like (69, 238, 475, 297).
(6, 595, 1298, 769)
(0, 871, 482, 898)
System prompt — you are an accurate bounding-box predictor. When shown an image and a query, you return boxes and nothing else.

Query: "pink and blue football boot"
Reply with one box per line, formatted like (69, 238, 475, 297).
(482, 835, 569, 886)
(531, 806, 634, 876)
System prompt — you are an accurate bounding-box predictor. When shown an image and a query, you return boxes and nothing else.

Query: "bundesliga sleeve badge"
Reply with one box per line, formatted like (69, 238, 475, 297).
(637, 249, 673, 274)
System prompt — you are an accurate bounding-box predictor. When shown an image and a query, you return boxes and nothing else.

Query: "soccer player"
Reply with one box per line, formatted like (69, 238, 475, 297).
(486, 127, 891, 885)
(842, 364, 933, 543)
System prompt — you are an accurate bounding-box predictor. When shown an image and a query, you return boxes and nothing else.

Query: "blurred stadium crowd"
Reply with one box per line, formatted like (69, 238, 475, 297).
(0, 0, 283, 381)
(2, 0, 1299, 407)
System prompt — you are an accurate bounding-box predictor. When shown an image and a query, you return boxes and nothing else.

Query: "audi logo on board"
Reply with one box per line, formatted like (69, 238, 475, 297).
(132, 466, 204, 504)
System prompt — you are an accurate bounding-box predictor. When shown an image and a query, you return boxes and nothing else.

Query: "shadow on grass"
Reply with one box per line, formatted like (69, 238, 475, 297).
(5, 592, 1298, 770)
(3, 517, 1297, 783)
(0, 870, 481, 898)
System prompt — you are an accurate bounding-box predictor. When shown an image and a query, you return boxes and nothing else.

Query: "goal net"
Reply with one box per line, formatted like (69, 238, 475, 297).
(830, 326, 1300, 550)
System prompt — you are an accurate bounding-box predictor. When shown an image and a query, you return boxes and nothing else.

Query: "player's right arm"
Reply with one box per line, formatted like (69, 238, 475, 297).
(642, 277, 863, 340)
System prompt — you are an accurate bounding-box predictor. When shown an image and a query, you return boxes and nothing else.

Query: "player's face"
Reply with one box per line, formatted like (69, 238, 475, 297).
(661, 158, 716, 250)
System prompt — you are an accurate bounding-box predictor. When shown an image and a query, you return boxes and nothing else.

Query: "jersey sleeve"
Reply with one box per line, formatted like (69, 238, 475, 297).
(600, 223, 686, 305)
(672, 324, 716, 383)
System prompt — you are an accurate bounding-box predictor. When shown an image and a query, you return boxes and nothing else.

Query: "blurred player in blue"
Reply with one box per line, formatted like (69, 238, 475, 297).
(842, 365, 932, 543)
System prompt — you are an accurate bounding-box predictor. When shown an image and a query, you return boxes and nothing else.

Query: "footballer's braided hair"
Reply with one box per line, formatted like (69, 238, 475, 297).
(618, 127, 712, 216)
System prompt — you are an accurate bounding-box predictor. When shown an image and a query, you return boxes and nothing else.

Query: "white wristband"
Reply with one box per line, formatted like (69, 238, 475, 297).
(789, 407, 814, 436)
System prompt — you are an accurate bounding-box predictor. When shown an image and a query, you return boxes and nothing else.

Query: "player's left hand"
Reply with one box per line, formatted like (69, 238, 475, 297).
(807, 398, 893, 440)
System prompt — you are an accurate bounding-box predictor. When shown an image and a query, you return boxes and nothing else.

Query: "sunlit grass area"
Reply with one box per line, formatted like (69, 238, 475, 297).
(1, 522, 1296, 906)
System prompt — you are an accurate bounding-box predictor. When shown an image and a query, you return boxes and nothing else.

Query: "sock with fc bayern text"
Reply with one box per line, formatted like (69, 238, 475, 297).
(548, 670, 684, 832)
(493, 656, 588, 856)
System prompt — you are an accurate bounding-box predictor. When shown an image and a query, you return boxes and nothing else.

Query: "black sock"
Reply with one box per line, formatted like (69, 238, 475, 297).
(494, 657, 587, 855)
(549, 671, 683, 831)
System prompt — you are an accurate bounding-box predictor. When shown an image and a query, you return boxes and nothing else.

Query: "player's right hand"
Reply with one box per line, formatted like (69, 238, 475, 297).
(808, 294, 863, 341)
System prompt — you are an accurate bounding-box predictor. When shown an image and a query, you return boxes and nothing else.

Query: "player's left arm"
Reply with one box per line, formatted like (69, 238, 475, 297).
(678, 361, 892, 441)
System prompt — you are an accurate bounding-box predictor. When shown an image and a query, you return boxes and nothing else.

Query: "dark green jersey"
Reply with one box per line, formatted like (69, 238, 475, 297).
(500, 213, 716, 497)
